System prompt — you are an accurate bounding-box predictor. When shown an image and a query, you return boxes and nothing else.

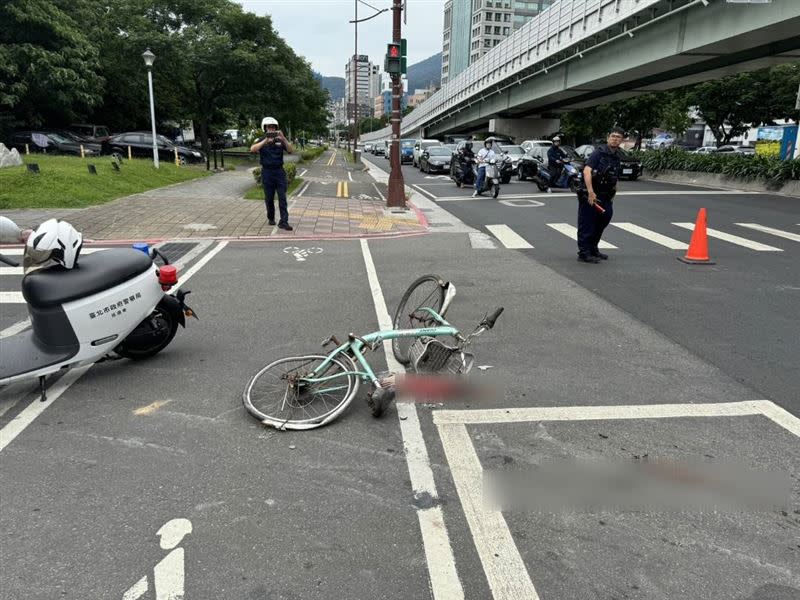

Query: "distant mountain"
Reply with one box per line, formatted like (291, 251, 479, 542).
(314, 72, 345, 101)
(407, 53, 442, 93)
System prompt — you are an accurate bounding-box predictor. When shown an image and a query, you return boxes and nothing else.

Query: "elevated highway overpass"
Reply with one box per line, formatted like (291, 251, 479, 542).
(360, 0, 800, 143)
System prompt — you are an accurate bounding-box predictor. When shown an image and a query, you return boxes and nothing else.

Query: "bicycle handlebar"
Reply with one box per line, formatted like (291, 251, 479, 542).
(482, 307, 504, 329)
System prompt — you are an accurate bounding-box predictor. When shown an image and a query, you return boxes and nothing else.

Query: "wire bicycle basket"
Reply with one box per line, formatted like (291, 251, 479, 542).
(408, 336, 474, 375)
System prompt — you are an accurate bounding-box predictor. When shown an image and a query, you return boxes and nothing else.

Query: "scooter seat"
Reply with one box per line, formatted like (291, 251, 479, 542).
(22, 248, 153, 308)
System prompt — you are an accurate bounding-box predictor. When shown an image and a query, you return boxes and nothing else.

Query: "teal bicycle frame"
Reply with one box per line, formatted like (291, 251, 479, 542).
(303, 307, 460, 391)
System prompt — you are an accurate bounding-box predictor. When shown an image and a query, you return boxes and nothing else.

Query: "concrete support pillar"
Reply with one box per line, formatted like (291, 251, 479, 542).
(489, 117, 561, 141)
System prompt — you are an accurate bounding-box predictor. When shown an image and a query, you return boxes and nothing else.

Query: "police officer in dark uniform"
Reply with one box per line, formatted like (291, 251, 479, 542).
(546, 135, 568, 189)
(577, 126, 624, 263)
(250, 116, 294, 230)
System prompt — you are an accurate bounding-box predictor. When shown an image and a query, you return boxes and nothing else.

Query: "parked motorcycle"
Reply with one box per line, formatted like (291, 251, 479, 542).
(498, 154, 514, 185)
(473, 158, 501, 198)
(532, 159, 583, 193)
(0, 219, 198, 401)
(450, 155, 476, 188)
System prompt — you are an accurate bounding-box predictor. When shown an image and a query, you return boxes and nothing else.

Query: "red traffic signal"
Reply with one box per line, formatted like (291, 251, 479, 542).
(387, 43, 400, 58)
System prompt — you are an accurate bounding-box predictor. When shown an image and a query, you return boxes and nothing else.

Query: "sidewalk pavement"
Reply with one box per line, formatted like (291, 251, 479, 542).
(0, 150, 427, 241)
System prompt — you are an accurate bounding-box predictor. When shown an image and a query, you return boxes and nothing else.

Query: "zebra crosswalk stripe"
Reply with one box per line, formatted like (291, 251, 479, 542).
(672, 223, 783, 251)
(610, 223, 688, 250)
(735, 223, 800, 243)
(546, 223, 617, 249)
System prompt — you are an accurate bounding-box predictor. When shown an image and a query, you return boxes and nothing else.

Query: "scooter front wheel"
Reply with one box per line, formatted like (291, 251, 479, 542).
(493, 185, 500, 199)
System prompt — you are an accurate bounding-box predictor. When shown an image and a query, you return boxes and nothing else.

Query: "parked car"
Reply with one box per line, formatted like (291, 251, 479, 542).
(103, 132, 206, 164)
(70, 124, 112, 143)
(208, 132, 235, 149)
(575, 144, 642, 180)
(10, 131, 100, 156)
(645, 133, 675, 150)
(693, 146, 719, 154)
(716, 145, 755, 156)
(520, 139, 553, 154)
(419, 145, 453, 173)
(374, 142, 386, 156)
(364, 143, 374, 154)
(224, 129, 240, 143)
(413, 139, 442, 168)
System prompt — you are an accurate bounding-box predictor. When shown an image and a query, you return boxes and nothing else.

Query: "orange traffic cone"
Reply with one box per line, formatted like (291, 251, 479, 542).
(678, 208, 715, 265)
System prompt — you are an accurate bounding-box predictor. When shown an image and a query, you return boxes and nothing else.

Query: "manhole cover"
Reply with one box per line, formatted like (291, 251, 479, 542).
(158, 242, 199, 263)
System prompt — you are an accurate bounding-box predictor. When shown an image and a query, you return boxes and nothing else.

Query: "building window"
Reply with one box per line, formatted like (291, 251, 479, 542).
(503, 27, 510, 35)
(494, 26, 500, 34)
(504, 13, 511, 22)
(495, 13, 502, 21)
(485, 25, 491, 34)
(485, 12, 492, 20)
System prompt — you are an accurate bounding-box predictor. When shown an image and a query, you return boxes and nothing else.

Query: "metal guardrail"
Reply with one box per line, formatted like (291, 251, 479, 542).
(361, 0, 669, 141)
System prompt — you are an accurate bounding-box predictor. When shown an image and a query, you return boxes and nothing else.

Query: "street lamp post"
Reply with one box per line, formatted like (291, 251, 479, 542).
(142, 48, 159, 169)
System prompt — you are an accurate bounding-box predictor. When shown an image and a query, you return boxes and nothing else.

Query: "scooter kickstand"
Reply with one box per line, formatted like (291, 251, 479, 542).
(38, 375, 47, 403)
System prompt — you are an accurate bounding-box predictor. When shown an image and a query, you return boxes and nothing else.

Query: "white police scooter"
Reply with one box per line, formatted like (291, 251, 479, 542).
(0, 218, 197, 401)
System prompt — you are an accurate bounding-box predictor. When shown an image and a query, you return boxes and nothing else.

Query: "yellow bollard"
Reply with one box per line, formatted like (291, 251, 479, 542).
(80, 144, 85, 159)
(174, 147, 179, 166)
(128, 145, 132, 160)
(25, 144, 29, 155)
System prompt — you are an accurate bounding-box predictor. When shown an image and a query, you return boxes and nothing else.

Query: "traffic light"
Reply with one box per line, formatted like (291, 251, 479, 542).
(385, 43, 401, 75)
(400, 38, 407, 75)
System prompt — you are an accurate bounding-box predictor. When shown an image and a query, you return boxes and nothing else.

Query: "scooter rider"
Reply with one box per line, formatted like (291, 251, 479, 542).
(472, 139, 496, 197)
(250, 116, 294, 231)
(455, 140, 475, 184)
(547, 135, 568, 190)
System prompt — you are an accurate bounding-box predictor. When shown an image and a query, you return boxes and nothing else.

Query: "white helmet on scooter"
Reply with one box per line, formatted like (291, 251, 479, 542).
(26, 219, 83, 269)
(261, 116, 278, 131)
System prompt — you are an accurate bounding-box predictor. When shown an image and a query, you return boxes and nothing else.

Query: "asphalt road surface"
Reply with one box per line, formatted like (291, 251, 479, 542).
(2, 223, 799, 598)
(400, 161, 800, 415)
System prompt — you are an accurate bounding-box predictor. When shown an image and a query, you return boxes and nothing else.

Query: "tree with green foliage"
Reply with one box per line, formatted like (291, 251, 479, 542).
(0, 0, 104, 138)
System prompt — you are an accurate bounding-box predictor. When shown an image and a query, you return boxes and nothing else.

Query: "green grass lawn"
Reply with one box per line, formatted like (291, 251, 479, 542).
(0, 154, 210, 209)
(243, 177, 304, 200)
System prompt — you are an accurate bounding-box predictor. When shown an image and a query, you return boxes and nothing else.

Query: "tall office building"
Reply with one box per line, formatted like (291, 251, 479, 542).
(345, 55, 378, 121)
(442, 0, 552, 84)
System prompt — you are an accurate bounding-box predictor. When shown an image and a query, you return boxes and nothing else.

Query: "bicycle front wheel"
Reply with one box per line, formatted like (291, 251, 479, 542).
(392, 275, 446, 366)
(243, 354, 359, 430)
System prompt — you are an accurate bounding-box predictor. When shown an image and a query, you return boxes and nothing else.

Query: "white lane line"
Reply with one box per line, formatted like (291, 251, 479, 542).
(360, 239, 464, 600)
(347, 171, 353, 182)
(432, 400, 769, 426)
(485, 225, 533, 249)
(0, 365, 92, 452)
(0, 292, 24, 303)
(0, 266, 23, 276)
(0, 241, 228, 453)
(438, 423, 540, 600)
(372, 182, 386, 203)
(432, 190, 749, 202)
(735, 223, 800, 243)
(295, 181, 310, 198)
(611, 222, 688, 250)
(0, 318, 31, 339)
(547, 223, 617, 249)
(672, 223, 783, 251)
(299, 169, 308, 177)
(411, 184, 437, 200)
(469, 232, 498, 249)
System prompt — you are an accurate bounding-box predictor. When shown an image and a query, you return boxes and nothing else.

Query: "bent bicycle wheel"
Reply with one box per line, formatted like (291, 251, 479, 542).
(392, 274, 446, 366)
(243, 354, 359, 430)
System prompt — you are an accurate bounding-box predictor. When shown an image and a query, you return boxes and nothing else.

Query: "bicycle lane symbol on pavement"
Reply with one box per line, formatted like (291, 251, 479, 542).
(283, 246, 323, 262)
(123, 518, 192, 600)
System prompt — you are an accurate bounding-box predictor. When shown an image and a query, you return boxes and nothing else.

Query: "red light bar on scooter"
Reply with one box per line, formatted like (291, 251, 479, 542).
(158, 265, 178, 289)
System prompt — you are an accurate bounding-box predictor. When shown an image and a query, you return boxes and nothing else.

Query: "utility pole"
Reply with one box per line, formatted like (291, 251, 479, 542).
(353, 0, 358, 154)
(387, 0, 405, 208)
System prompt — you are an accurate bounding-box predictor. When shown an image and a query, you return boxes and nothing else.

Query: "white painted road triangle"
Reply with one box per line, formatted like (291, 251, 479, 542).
(672, 223, 783, 251)
(486, 225, 533, 249)
(610, 223, 688, 250)
(547, 223, 617, 249)
(735, 223, 800, 243)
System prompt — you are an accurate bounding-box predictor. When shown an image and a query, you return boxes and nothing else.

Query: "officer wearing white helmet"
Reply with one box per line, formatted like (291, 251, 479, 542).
(250, 116, 294, 230)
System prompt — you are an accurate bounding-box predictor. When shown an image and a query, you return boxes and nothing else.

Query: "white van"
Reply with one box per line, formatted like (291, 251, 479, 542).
(413, 139, 442, 168)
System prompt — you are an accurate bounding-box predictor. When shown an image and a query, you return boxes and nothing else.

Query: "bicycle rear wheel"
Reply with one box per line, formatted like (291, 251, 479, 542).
(392, 275, 446, 366)
(243, 354, 359, 430)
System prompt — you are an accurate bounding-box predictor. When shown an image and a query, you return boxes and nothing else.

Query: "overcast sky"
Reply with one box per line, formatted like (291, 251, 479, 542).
(235, 0, 446, 77)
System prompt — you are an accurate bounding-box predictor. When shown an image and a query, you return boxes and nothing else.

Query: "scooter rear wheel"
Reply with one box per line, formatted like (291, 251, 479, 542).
(115, 306, 178, 360)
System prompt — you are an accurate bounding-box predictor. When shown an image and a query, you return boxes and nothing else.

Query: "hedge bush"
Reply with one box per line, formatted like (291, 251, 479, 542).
(631, 148, 800, 183)
(300, 146, 326, 161)
(251, 162, 296, 184)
